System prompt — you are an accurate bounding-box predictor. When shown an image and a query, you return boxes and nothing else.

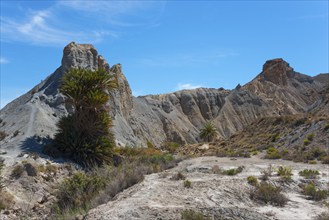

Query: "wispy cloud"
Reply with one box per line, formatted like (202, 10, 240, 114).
(0, 57, 9, 64)
(176, 83, 203, 91)
(0, 1, 165, 46)
(0, 10, 113, 45)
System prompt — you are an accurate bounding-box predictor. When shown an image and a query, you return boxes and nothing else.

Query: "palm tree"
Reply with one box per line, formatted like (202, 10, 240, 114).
(54, 68, 117, 167)
(199, 121, 219, 142)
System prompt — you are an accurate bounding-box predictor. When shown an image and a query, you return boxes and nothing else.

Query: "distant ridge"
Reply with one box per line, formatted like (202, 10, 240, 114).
(0, 42, 328, 162)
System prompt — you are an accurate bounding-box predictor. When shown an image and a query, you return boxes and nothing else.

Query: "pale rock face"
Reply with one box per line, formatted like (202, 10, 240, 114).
(0, 43, 328, 160)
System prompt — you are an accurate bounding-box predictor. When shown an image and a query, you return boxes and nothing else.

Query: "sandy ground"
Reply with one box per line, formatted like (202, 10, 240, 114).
(86, 156, 329, 220)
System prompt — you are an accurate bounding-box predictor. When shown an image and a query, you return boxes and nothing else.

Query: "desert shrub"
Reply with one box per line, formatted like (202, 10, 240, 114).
(277, 166, 292, 177)
(163, 142, 180, 153)
(251, 150, 259, 156)
(171, 172, 186, 180)
(303, 139, 311, 146)
(306, 133, 314, 141)
(199, 121, 218, 142)
(212, 165, 221, 174)
(299, 169, 320, 179)
(322, 156, 329, 164)
(0, 159, 4, 190)
(38, 163, 58, 176)
(222, 166, 244, 176)
(146, 140, 154, 148)
(247, 176, 258, 186)
(12, 130, 19, 137)
(315, 212, 329, 220)
(270, 133, 280, 142)
(11, 164, 24, 179)
(53, 68, 117, 167)
(260, 165, 274, 181)
(324, 123, 329, 130)
(0, 131, 7, 141)
(308, 160, 317, 164)
(250, 182, 288, 206)
(54, 148, 179, 217)
(302, 182, 328, 201)
(55, 171, 106, 213)
(0, 190, 14, 210)
(265, 147, 281, 159)
(181, 210, 210, 220)
(23, 163, 38, 176)
(184, 180, 192, 188)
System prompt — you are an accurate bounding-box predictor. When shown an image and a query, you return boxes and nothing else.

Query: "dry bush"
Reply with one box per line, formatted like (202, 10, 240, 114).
(302, 182, 328, 201)
(0, 190, 15, 210)
(247, 176, 258, 186)
(250, 182, 288, 207)
(315, 212, 329, 220)
(171, 172, 186, 180)
(221, 166, 244, 176)
(181, 210, 210, 220)
(260, 164, 274, 181)
(184, 180, 192, 188)
(299, 169, 320, 179)
(211, 165, 221, 174)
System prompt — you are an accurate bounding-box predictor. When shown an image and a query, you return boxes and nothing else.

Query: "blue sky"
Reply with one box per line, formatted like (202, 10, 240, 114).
(1, 1, 328, 108)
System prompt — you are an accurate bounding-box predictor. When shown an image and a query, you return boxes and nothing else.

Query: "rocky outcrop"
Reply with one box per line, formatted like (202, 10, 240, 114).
(0, 43, 328, 160)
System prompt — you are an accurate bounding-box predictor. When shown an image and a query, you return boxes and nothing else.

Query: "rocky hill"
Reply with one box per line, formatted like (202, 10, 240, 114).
(0, 42, 328, 162)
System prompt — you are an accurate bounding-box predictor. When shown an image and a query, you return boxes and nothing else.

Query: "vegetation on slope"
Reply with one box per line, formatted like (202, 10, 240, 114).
(53, 68, 117, 167)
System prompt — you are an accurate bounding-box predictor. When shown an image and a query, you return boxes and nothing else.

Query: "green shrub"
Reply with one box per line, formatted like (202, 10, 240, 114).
(308, 160, 317, 164)
(184, 180, 192, 188)
(303, 139, 311, 146)
(270, 133, 280, 142)
(53, 68, 117, 167)
(322, 156, 329, 164)
(276, 166, 292, 177)
(24, 163, 38, 176)
(0, 159, 4, 190)
(299, 169, 320, 179)
(146, 140, 154, 148)
(181, 210, 210, 220)
(54, 148, 179, 217)
(302, 182, 328, 201)
(11, 164, 24, 179)
(251, 151, 259, 156)
(307, 133, 314, 141)
(171, 172, 186, 180)
(222, 166, 244, 175)
(55, 171, 106, 213)
(199, 121, 218, 142)
(250, 182, 288, 206)
(247, 176, 258, 186)
(324, 123, 329, 130)
(163, 142, 180, 153)
(315, 212, 329, 220)
(260, 164, 274, 181)
(266, 147, 281, 159)
(0, 190, 14, 210)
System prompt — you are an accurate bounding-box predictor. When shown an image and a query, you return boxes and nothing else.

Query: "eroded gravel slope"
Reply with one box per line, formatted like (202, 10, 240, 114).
(86, 156, 329, 220)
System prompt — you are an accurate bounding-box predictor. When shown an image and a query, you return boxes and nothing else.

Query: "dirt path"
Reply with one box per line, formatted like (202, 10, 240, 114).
(86, 156, 329, 220)
(26, 103, 37, 137)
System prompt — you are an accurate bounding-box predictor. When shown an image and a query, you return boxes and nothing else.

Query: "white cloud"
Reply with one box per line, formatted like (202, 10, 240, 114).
(176, 83, 203, 91)
(0, 10, 113, 45)
(0, 1, 164, 46)
(0, 57, 9, 64)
